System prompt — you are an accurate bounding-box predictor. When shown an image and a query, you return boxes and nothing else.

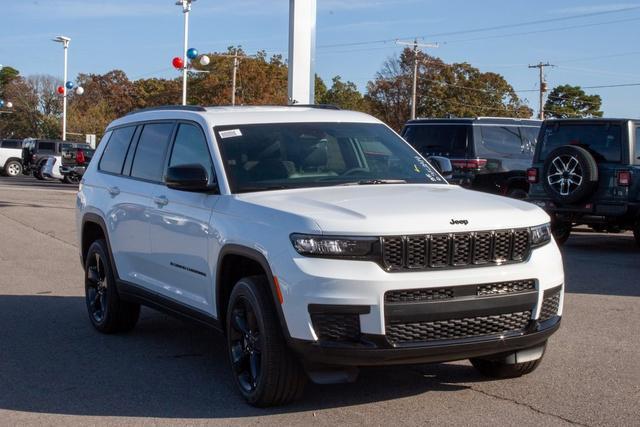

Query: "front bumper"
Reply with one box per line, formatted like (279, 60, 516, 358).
(289, 316, 560, 366)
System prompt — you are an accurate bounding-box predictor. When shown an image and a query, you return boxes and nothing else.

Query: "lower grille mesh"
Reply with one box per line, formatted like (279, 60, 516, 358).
(386, 311, 532, 345)
(310, 313, 361, 342)
(539, 292, 561, 321)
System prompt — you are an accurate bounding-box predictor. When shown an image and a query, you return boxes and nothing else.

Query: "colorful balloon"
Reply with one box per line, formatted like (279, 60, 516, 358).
(172, 57, 184, 69)
(187, 48, 198, 60)
(75, 86, 85, 96)
(57, 86, 65, 94)
(0, 100, 4, 107)
(65, 81, 74, 89)
(199, 55, 210, 66)
(6, 102, 12, 108)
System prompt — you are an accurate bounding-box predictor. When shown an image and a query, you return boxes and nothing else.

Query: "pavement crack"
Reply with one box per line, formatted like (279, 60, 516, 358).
(0, 210, 77, 249)
(469, 386, 589, 426)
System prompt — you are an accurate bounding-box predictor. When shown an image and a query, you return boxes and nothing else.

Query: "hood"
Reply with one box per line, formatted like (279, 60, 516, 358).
(236, 184, 549, 235)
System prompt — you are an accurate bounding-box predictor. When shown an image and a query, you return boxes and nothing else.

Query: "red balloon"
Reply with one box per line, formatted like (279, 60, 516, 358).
(172, 57, 184, 69)
(57, 86, 65, 94)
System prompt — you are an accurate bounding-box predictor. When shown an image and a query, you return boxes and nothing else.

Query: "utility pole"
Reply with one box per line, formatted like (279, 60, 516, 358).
(528, 62, 554, 120)
(176, 0, 195, 106)
(396, 39, 438, 120)
(231, 49, 239, 106)
(53, 36, 70, 140)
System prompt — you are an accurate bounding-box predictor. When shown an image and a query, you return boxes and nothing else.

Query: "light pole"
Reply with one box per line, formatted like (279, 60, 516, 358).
(53, 35, 70, 140)
(176, 0, 195, 105)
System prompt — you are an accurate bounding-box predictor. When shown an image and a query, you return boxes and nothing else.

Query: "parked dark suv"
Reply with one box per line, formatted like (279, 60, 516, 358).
(527, 118, 640, 246)
(21, 138, 65, 179)
(401, 117, 541, 198)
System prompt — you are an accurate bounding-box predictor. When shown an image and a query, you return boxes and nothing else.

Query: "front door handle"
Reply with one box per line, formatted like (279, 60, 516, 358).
(107, 186, 120, 196)
(153, 195, 169, 207)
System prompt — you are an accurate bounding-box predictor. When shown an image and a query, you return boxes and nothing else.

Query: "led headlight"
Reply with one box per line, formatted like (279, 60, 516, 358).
(530, 223, 551, 248)
(290, 234, 378, 259)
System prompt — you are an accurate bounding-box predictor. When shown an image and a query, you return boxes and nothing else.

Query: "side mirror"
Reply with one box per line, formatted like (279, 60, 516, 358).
(165, 164, 217, 192)
(427, 156, 453, 180)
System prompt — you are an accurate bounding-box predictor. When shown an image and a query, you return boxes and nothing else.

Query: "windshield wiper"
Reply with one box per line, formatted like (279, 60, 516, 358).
(337, 179, 407, 186)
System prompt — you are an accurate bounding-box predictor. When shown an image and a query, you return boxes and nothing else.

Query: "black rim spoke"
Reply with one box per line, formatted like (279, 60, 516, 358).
(229, 296, 262, 393)
(86, 252, 107, 322)
(232, 310, 249, 335)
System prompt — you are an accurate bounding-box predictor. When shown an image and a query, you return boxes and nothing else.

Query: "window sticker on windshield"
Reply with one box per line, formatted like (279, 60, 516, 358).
(219, 129, 242, 139)
(414, 155, 444, 182)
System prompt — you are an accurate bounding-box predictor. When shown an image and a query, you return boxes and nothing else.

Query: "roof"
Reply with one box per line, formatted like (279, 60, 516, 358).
(406, 117, 541, 126)
(543, 117, 639, 123)
(112, 105, 380, 129)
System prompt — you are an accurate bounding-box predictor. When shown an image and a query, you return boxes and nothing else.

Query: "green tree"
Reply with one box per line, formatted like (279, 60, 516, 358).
(544, 84, 603, 118)
(318, 76, 368, 111)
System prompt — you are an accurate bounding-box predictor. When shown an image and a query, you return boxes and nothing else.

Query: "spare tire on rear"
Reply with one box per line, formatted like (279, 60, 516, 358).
(542, 145, 598, 204)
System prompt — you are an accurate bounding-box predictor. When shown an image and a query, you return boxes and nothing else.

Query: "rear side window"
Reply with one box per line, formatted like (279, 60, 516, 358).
(520, 126, 540, 154)
(130, 123, 174, 181)
(477, 126, 523, 157)
(1, 140, 20, 149)
(540, 124, 622, 162)
(403, 124, 469, 157)
(99, 126, 136, 174)
(169, 123, 213, 171)
(38, 142, 55, 152)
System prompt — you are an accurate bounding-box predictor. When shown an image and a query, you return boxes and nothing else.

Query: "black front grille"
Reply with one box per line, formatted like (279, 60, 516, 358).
(381, 229, 530, 271)
(539, 289, 561, 321)
(386, 311, 532, 345)
(477, 279, 536, 296)
(310, 313, 361, 342)
(385, 287, 454, 303)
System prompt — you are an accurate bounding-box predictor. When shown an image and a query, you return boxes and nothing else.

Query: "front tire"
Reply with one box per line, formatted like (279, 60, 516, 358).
(33, 163, 45, 180)
(63, 174, 81, 184)
(470, 344, 546, 378)
(85, 239, 140, 333)
(226, 276, 306, 407)
(551, 221, 571, 245)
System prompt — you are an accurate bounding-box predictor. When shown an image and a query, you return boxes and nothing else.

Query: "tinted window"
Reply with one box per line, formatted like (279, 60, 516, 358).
(38, 142, 55, 151)
(99, 126, 136, 174)
(478, 126, 523, 157)
(520, 126, 540, 154)
(1, 140, 20, 149)
(216, 122, 444, 193)
(131, 123, 174, 181)
(540, 124, 622, 162)
(403, 124, 469, 157)
(169, 124, 213, 173)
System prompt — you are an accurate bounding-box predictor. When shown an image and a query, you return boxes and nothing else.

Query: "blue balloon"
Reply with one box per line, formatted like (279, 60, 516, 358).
(187, 48, 198, 60)
(65, 81, 74, 89)
(0, 99, 4, 107)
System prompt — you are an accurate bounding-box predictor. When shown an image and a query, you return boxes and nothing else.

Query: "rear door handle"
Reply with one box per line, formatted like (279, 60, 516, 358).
(153, 195, 169, 207)
(107, 186, 120, 196)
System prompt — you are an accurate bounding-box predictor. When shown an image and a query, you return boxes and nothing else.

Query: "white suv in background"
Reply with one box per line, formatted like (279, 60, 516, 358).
(76, 105, 564, 406)
(0, 139, 24, 177)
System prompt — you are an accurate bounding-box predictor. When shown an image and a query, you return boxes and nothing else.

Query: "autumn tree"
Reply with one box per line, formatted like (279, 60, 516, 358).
(318, 76, 368, 111)
(544, 84, 603, 118)
(366, 48, 532, 130)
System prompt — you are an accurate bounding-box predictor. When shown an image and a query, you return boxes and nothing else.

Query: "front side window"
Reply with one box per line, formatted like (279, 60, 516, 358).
(130, 123, 174, 181)
(38, 142, 55, 152)
(539, 124, 622, 162)
(402, 124, 469, 158)
(99, 126, 135, 174)
(169, 123, 213, 173)
(215, 122, 444, 193)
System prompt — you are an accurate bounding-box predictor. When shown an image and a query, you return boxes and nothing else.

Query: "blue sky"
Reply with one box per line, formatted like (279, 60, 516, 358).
(2, 0, 639, 117)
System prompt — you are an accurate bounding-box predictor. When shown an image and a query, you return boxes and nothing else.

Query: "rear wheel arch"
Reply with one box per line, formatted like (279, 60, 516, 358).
(216, 245, 289, 337)
(81, 214, 117, 276)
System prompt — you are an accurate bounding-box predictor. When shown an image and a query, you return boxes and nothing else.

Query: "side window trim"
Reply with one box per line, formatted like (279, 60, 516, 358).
(165, 120, 218, 185)
(122, 125, 142, 176)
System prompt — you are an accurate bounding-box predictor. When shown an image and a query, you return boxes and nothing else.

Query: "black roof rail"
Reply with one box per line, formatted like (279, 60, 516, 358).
(287, 104, 341, 110)
(125, 105, 207, 116)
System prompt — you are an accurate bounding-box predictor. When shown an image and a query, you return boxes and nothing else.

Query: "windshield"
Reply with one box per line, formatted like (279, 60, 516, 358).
(214, 122, 445, 193)
(402, 124, 469, 158)
(539, 123, 622, 163)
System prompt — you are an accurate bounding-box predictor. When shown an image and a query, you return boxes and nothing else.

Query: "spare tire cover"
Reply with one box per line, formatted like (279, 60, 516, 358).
(542, 145, 598, 204)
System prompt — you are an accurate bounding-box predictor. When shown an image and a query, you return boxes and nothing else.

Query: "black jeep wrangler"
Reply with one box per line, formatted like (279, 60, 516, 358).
(527, 118, 640, 246)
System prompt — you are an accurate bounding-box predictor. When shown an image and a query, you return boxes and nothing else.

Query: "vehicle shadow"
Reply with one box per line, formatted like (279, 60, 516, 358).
(561, 231, 640, 297)
(0, 294, 485, 419)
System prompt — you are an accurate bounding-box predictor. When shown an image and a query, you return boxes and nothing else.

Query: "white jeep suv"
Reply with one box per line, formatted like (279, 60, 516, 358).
(77, 105, 564, 406)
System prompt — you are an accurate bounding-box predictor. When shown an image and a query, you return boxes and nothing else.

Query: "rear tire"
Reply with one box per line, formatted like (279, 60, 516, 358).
(63, 174, 81, 184)
(33, 162, 45, 180)
(507, 188, 528, 200)
(84, 239, 140, 333)
(551, 221, 571, 245)
(4, 160, 22, 177)
(226, 276, 306, 407)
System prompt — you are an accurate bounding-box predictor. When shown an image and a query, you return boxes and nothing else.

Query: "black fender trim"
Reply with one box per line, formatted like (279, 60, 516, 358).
(216, 244, 291, 339)
(117, 279, 222, 331)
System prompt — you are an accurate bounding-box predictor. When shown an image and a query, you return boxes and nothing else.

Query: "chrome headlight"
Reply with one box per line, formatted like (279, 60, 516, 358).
(290, 234, 378, 259)
(530, 223, 551, 248)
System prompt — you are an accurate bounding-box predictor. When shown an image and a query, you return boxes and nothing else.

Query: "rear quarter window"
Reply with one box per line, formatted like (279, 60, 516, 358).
(402, 124, 469, 158)
(539, 124, 622, 163)
(1, 140, 20, 149)
(99, 126, 136, 174)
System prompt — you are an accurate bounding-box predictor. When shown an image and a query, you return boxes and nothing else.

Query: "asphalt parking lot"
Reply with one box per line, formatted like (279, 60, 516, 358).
(0, 175, 638, 426)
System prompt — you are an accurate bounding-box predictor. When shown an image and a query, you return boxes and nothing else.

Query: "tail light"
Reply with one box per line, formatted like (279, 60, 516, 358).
(451, 159, 487, 170)
(31, 154, 36, 160)
(527, 168, 539, 184)
(76, 149, 86, 165)
(617, 170, 631, 186)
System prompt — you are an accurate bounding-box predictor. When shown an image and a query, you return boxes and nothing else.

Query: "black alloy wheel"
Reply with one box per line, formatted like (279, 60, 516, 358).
(86, 251, 108, 324)
(229, 297, 263, 394)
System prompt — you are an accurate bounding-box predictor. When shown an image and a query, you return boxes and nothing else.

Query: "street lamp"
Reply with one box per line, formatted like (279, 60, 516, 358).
(52, 35, 71, 140)
(176, 0, 195, 105)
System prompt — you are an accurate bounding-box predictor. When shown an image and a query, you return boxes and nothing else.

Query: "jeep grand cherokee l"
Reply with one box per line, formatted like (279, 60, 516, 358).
(77, 105, 564, 406)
